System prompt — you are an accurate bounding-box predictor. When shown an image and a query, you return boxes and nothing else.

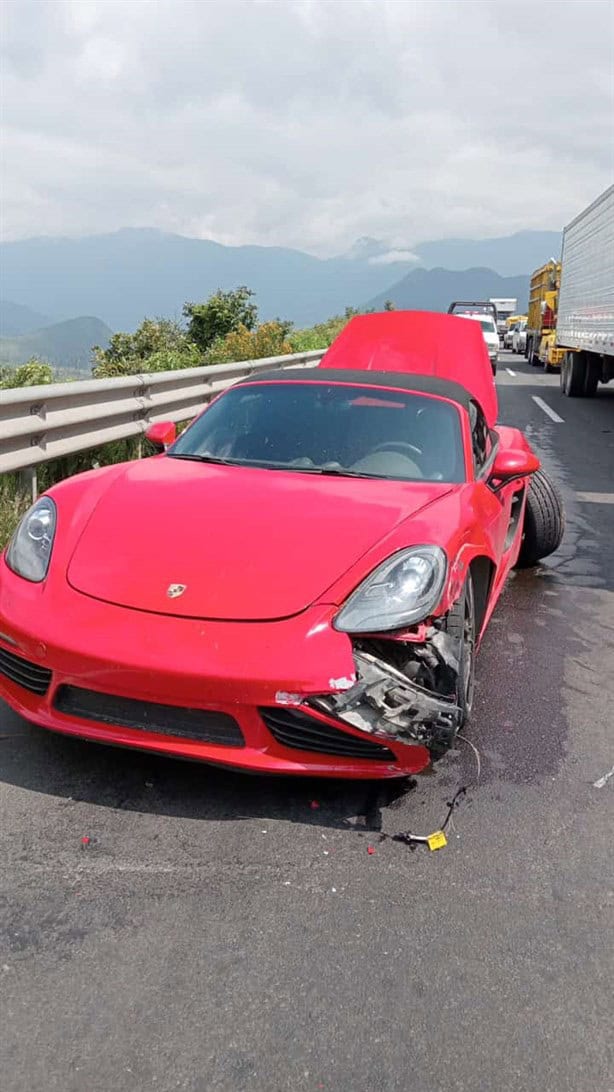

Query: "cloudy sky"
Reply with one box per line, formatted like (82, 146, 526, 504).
(1, 0, 613, 255)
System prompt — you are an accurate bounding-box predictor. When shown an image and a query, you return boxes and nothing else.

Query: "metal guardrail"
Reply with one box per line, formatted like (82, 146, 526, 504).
(0, 350, 326, 493)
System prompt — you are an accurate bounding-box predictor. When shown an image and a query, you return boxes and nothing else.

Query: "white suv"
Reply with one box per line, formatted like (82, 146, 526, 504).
(457, 314, 499, 375)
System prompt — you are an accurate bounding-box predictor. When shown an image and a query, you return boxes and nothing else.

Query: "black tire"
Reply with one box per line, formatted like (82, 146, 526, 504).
(442, 576, 475, 727)
(559, 355, 567, 393)
(584, 356, 599, 397)
(516, 470, 565, 568)
(561, 351, 586, 396)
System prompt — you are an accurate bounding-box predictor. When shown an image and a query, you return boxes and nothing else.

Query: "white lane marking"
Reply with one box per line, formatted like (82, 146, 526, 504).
(577, 492, 614, 505)
(506, 367, 517, 377)
(532, 395, 564, 423)
(593, 765, 614, 789)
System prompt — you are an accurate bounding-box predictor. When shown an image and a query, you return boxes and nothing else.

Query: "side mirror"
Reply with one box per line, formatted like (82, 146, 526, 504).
(489, 447, 540, 492)
(145, 421, 177, 452)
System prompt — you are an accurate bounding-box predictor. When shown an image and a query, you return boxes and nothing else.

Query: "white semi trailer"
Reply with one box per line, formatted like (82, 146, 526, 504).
(558, 185, 614, 397)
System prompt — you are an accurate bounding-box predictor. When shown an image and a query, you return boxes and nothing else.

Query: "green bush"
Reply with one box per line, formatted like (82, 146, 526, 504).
(92, 319, 196, 377)
(0, 358, 55, 388)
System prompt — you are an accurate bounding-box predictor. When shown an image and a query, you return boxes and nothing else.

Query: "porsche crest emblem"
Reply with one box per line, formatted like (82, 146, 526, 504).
(167, 584, 187, 599)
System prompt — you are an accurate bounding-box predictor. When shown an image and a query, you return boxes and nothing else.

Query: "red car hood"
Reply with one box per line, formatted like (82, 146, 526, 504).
(67, 457, 455, 620)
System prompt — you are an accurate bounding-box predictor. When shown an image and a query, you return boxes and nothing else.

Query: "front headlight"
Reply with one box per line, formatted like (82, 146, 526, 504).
(6, 497, 57, 582)
(333, 545, 447, 633)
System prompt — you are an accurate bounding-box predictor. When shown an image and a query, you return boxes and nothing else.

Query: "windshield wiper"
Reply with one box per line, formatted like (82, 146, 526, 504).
(167, 453, 243, 466)
(283, 465, 389, 479)
(168, 455, 389, 479)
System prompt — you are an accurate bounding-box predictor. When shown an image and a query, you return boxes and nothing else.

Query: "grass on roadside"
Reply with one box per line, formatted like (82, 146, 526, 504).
(0, 478, 30, 549)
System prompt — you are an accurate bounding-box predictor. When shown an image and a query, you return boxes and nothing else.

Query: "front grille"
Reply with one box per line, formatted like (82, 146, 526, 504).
(260, 706, 395, 761)
(54, 686, 245, 746)
(0, 646, 52, 696)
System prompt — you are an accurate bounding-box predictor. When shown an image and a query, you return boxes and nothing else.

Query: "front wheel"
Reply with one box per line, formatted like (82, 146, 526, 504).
(516, 470, 565, 568)
(442, 576, 475, 726)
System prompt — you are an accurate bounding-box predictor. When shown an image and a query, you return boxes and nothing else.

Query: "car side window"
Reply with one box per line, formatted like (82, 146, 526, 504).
(469, 401, 492, 474)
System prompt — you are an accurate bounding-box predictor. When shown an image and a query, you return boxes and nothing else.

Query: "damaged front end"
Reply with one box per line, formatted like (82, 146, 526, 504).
(308, 624, 462, 758)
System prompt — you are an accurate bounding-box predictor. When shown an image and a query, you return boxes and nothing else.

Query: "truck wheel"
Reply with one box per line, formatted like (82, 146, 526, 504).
(584, 357, 599, 397)
(516, 470, 565, 568)
(562, 351, 586, 396)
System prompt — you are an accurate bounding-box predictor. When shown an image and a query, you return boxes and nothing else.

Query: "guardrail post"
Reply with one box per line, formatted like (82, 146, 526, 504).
(19, 466, 38, 503)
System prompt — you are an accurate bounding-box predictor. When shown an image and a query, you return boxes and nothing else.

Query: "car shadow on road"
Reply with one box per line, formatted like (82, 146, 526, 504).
(0, 702, 436, 832)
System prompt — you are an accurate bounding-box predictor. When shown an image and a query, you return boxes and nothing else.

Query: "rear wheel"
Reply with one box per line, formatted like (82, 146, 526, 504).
(516, 470, 565, 568)
(442, 576, 475, 726)
(561, 351, 586, 396)
(585, 356, 599, 397)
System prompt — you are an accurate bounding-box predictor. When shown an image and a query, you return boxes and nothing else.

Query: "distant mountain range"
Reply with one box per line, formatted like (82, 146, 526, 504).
(0, 226, 557, 334)
(366, 267, 530, 313)
(343, 230, 561, 276)
(0, 300, 53, 337)
(411, 231, 560, 276)
(0, 316, 112, 370)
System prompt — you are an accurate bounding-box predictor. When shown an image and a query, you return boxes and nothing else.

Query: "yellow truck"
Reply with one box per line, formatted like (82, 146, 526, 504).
(525, 260, 565, 373)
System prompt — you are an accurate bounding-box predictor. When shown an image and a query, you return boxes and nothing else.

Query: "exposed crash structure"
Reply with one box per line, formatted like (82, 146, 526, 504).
(312, 632, 462, 754)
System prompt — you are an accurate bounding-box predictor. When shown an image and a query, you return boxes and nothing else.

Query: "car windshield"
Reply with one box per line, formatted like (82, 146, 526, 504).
(169, 381, 466, 483)
(479, 319, 497, 334)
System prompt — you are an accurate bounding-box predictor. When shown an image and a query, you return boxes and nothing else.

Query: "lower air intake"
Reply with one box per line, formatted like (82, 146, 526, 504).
(54, 686, 245, 746)
(259, 706, 394, 761)
(0, 646, 52, 696)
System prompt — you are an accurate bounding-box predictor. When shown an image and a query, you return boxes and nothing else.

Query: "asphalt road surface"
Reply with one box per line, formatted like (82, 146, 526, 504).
(1, 352, 613, 1092)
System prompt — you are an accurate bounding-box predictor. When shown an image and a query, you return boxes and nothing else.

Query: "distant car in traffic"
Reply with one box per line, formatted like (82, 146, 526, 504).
(504, 324, 518, 350)
(457, 314, 499, 374)
(512, 321, 527, 355)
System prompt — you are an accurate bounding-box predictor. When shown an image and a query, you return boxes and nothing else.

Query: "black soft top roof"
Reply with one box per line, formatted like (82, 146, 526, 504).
(235, 368, 473, 411)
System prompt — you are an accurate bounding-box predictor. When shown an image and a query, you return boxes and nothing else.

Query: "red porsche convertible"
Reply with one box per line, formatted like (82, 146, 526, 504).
(0, 312, 564, 779)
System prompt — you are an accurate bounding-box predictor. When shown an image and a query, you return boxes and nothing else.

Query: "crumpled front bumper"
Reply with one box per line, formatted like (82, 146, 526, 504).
(309, 645, 462, 755)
